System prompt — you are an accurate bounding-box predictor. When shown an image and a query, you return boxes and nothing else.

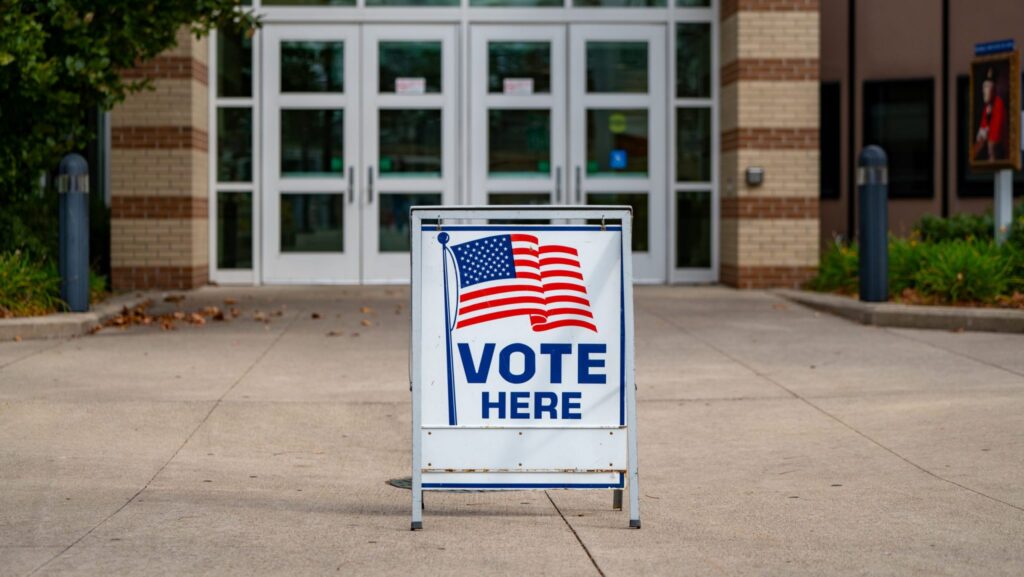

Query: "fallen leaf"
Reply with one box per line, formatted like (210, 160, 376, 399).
(13, 335, 22, 342)
(326, 330, 342, 337)
(172, 311, 185, 320)
(230, 307, 241, 318)
(360, 306, 374, 314)
(223, 298, 238, 305)
(164, 294, 186, 304)
(311, 312, 321, 320)
(360, 319, 372, 327)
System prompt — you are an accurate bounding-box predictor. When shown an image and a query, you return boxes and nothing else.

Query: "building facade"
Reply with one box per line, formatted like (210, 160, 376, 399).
(819, 0, 1024, 245)
(108, 0, 821, 290)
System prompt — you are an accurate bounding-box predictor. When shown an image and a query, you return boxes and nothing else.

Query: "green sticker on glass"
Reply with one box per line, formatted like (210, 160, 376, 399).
(538, 160, 550, 173)
(587, 160, 599, 174)
(380, 156, 393, 172)
(330, 157, 343, 172)
(609, 112, 627, 134)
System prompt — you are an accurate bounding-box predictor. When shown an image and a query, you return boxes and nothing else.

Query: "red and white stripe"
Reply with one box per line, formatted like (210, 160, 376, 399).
(455, 234, 597, 332)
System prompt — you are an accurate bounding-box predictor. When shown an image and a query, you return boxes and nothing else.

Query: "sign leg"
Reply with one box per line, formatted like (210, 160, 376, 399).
(412, 479, 423, 530)
(994, 169, 1013, 244)
(612, 489, 623, 510)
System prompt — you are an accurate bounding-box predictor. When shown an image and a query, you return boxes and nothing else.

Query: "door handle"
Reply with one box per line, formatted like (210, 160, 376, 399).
(347, 166, 355, 204)
(574, 166, 582, 204)
(555, 166, 562, 203)
(367, 166, 375, 205)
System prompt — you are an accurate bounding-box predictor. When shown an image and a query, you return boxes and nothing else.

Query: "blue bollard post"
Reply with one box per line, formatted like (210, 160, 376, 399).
(58, 153, 90, 312)
(857, 146, 888, 303)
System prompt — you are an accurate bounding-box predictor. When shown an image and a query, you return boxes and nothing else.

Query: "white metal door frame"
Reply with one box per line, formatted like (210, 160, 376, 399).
(261, 24, 362, 284)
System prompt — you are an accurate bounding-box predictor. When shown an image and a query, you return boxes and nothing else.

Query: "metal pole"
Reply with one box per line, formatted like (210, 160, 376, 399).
(994, 169, 1013, 245)
(57, 153, 90, 312)
(857, 146, 888, 303)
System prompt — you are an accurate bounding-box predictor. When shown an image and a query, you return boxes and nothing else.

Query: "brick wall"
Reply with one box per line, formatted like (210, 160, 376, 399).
(109, 28, 209, 290)
(720, 0, 821, 289)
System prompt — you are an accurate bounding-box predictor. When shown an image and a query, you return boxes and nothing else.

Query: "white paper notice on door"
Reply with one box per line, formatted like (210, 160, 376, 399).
(503, 78, 534, 95)
(396, 77, 426, 95)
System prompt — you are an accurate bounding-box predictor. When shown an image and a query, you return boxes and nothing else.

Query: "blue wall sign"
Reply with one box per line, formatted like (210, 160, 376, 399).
(975, 39, 1015, 56)
(609, 149, 627, 170)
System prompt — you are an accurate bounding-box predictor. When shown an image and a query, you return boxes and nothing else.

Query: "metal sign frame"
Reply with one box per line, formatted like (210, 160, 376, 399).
(409, 205, 639, 530)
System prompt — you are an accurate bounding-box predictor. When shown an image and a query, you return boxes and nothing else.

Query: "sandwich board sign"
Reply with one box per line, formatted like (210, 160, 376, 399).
(409, 206, 639, 529)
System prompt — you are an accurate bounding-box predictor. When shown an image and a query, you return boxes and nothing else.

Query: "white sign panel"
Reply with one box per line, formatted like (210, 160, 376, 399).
(503, 78, 535, 95)
(395, 77, 426, 95)
(410, 206, 639, 530)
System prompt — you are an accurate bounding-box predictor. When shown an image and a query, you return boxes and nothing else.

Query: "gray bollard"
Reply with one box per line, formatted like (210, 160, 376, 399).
(857, 146, 888, 303)
(58, 153, 90, 312)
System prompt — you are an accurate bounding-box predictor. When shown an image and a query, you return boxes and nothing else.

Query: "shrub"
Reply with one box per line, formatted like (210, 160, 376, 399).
(914, 212, 993, 243)
(912, 240, 1013, 304)
(888, 237, 925, 296)
(806, 239, 858, 294)
(0, 251, 63, 317)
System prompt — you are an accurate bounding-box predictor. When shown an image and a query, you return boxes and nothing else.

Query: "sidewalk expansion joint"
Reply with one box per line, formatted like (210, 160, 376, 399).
(544, 491, 606, 577)
(639, 302, 1024, 516)
(25, 310, 302, 577)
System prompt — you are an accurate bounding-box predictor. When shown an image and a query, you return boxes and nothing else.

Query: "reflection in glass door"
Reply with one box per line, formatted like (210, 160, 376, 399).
(262, 25, 360, 283)
(362, 26, 457, 282)
(570, 25, 666, 282)
(470, 26, 566, 215)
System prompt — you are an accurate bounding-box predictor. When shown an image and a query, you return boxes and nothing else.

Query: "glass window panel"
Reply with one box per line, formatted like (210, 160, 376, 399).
(488, 193, 551, 224)
(379, 109, 443, 177)
(574, 0, 666, 6)
(676, 191, 711, 268)
(489, 110, 551, 176)
(586, 109, 648, 176)
(676, 107, 711, 182)
(378, 42, 442, 93)
(281, 194, 344, 252)
(217, 31, 251, 98)
(217, 108, 252, 182)
(863, 79, 934, 198)
(471, 0, 561, 6)
(281, 42, 344, 93)
(368, 0, 457, 5)
(264, 0, 355, 6)
(676, 0, 709, 6)
(676, 23, 711, 98)
(379, 193, 442, 252)
(217, 192, 252, 269)
(488, 42, 552, 94)
(587, 42, 648, 93)
(281, 109, 344, 177)
(586, 193, 649, 252)
(820, 82, 841, 199)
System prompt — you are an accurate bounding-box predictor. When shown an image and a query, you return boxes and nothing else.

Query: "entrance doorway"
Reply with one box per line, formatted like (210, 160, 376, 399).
(261, 24, 457, 283)
(469, 24, 667, 282)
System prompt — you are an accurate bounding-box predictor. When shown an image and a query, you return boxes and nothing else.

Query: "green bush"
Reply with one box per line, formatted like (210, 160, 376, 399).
(914, 212, 993, 243)
(806, 239, 859, 294)
(913, 240, 1013, 304)
(0, 251, 63, 317)
(888, 237, 925, 296)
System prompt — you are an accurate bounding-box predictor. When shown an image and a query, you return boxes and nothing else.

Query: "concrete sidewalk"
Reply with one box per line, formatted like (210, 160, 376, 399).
(1, 286, 1021, 576)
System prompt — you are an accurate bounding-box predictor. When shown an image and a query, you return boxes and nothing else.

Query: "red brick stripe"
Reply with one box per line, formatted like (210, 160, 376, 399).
(721, 197, 818, 219)
(120, 56, 208, 85)
(721, 58, 819, 85)
(722, 0, 819, 19)
(720, 264, 816, 289)
(111, 127, 208, 152)
(111, 265, 208, 291)
(722, 127, 818, 151)
(111, 196, 208, 220)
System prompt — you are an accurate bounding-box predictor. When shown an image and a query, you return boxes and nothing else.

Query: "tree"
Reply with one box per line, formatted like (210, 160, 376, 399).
(0, 0, 257, 257)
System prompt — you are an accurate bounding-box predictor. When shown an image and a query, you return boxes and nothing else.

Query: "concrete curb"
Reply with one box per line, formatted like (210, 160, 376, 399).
(0, 292, 157, 341)
(776, 289, 1024, 334)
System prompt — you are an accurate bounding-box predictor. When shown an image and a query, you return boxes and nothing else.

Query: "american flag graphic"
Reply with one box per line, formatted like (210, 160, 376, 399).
(449, 234, 597, 332)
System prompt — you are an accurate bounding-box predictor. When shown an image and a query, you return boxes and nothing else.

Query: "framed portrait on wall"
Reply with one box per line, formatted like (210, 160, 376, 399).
(969, 50, 1021, 171)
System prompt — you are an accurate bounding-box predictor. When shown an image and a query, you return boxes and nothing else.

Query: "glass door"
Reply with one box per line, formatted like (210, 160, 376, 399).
(362, 25, 457, 282)
(262, 25, 360, 283)
(469, 26, 567, 213)
(570, 25, 667, 283)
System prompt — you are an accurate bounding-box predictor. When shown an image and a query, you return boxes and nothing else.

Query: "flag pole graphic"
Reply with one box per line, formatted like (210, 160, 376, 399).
(438, 232, 457, 426)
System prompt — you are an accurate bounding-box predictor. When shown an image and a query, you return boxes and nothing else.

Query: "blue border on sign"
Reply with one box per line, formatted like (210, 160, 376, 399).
(423, 474, 625, 490)
(419, 224, 629, 490)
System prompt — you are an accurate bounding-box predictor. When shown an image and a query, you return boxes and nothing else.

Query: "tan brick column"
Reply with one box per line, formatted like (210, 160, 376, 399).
(719, 0, 820, 288)
(109, 28, 209, 290)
